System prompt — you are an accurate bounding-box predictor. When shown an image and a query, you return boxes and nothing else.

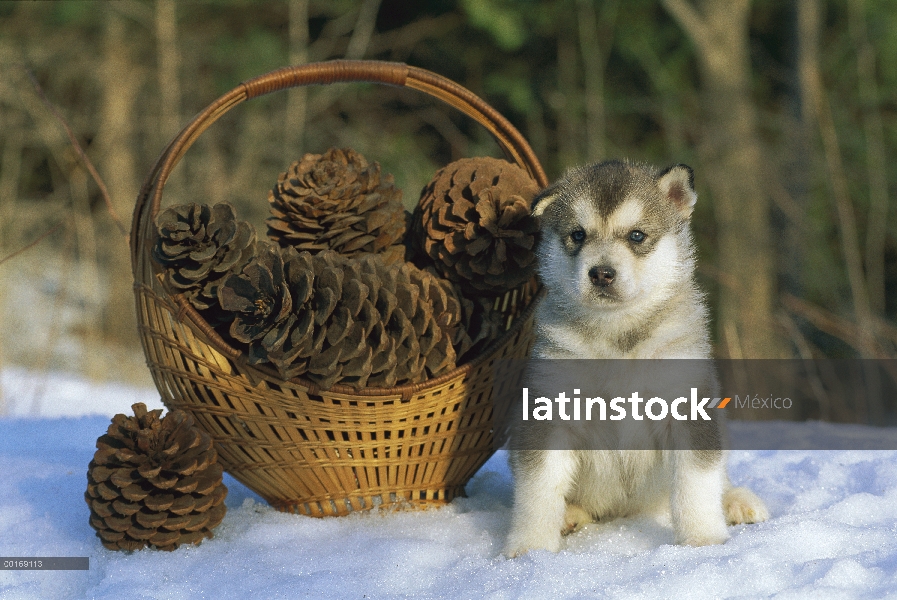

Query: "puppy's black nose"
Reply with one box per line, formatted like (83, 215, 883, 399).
(588, 266, 616, 287)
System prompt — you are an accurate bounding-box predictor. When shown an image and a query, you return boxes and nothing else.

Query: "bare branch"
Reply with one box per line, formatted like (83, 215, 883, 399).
(849, 0, 889, 315)
(0, 222, 65, 268)
(108, 0, 153, 27)
(23, 67, 128, 237)
(576, 0, 620, 161)
(626, 33, 696, 157)
(874, 318, 897, 351)
(367, 13, 462, 60)
(797, 0, 875, 353)
(289, 0, 309, 69)
(416, 107, 469, 160)
(307, 11, 357, 61)
(766, 172, 808, 229)
(154, 0, 181, 140)
(782, 293, 889, 358)
(776, 310, 835, 420)
(305, 0, 382, 121)
(660, 0, 710, 52)
(285, 0, 310, 156)
(345, 0, 381, 59)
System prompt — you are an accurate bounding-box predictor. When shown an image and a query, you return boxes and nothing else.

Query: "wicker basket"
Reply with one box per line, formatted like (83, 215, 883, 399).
(130, 60, 547, 517)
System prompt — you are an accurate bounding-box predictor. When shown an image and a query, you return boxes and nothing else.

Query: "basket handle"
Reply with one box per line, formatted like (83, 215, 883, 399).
(131, 59, 548, 268)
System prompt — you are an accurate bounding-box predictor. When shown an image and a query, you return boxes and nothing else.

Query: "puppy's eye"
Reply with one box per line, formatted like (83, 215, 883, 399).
(628, 230, 646, 243)
(570, 229, 586, 243)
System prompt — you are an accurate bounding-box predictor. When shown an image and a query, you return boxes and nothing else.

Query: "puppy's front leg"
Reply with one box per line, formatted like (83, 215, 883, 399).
(504, 450, 577, 557)
(670, 449, 729, 546)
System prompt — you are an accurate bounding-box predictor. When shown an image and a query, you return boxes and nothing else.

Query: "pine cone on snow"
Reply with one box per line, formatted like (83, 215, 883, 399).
(152, 202, 257, 319)
(267, 148, 408, 264)
(412, 157, 540, 296)
(85, 403, 227, 552)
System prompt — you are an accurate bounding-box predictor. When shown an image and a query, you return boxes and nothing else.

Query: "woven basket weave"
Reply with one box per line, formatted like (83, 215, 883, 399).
(130, 60, 547, 517)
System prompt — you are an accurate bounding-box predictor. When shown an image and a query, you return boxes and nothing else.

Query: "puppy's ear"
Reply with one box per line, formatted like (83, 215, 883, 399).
(657, 164, 697, 219)
(531, 190, 558, 217)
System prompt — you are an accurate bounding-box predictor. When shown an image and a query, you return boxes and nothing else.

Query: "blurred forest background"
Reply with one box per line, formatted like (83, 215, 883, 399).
(0, 0, 895, 417)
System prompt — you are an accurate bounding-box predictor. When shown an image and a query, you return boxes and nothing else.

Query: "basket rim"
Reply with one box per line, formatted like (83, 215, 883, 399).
(132, 59, 547, 399)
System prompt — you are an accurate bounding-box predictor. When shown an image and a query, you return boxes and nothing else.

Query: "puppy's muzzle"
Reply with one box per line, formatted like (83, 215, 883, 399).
(588, 265, 616, 287)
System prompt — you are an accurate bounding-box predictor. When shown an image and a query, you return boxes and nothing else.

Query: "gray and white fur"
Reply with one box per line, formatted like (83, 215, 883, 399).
(504, 160, 768, 557)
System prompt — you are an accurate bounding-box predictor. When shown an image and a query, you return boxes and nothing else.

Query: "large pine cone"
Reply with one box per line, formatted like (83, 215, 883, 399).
(85, 403, 228, 552)
(218, 243, 293, 346)
(217, 245, 473, 389)
(267, 148, 407, 264)
(412, 157, 541, 296)
(152, 202, 257, 317)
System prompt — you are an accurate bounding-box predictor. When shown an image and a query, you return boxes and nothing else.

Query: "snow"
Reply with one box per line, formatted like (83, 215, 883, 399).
(2, 368, 897, 599)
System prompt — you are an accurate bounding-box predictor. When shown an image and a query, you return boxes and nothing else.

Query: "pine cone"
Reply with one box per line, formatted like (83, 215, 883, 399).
(267, 148, 407, 262)
(457, 295, 506, 363)
(221, 246, 471, 390)
(85, 403, 227, 552)
(412, 157, 541, 296)
(218, 243, 294, 354)
(152, 202, 257, 318)
(304, 256, 473, 388)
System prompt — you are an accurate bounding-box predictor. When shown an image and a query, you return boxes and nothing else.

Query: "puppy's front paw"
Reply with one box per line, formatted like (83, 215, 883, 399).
(676, 528, 730, 547)
(674, 509, 729, 546)
(503, 528, 562, 558)
(562, 504, 592, 536)
(502, 545, 530, 559)
(724, 486, 769, 525)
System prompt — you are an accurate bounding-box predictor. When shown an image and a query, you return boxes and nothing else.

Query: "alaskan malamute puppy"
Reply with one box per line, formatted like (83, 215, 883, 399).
(504, 160, 768, 557)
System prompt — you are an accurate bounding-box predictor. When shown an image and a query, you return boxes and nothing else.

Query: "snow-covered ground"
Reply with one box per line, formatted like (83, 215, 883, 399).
(1, 368, 896, 599)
